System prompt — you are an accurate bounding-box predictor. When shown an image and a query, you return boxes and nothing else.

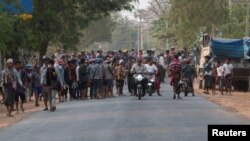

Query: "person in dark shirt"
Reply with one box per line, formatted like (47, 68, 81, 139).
(78, 58, 90, 100)
(64, 60, 77, 100)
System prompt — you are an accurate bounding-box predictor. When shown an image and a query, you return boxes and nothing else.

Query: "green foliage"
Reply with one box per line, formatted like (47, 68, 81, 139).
(0, 0, 134, 59)
(78, 16, 115, 50)
(29, 0, 134, 57)
(220, 3, 247, 38)
(0, 14, 16, 52)
(151, 0, 232, 48)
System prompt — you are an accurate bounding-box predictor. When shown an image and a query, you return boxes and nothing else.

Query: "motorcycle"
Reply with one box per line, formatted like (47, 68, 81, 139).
(178, 78, 194, 96)
(133, 72, 147, 100)
(147, 73, 155, 96)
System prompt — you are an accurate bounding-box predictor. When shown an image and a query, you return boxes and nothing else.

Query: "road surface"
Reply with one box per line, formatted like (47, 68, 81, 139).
(0, 82, 249, 141)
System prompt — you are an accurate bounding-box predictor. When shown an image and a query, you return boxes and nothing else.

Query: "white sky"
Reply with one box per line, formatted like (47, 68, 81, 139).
(120, 0, 151, 19)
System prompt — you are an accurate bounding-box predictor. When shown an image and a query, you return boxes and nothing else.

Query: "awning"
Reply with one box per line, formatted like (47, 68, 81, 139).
(211, 38, 244, 58)
(0, 0, 33, 14)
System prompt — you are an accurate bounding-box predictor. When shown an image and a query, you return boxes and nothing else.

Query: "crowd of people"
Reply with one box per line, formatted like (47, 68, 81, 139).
(0, 47, 234, 117)
(202, 56, 234, 95)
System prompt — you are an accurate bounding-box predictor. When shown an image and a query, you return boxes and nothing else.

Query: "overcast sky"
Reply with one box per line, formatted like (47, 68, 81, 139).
(120, 0, 150, 19)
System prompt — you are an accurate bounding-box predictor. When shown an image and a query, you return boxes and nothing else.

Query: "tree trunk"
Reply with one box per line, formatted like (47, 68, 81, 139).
(39, 42, 49, 61)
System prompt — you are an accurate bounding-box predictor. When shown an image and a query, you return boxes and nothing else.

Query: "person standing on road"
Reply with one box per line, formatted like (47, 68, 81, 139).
(54, 59, 65, 102)
(103, 57, 114, 97)
(91, 58, 105, 99)
(14, 61, 26, 114)
(114, 59, 126, 96)
(222, 58, 233, 95)
(158, 53, 166, 83)
(164, 50, 172, 77)
(42, 59, 61, 112)
(64, 60, 77, 100)
(125, 58, 134, 96)
(24, 64, 33, 102)
(203, 55, 214, 94)
(0, 70, 5, 104)
(1, 59, 23, 117)
(169, 54, 182, 99)
(216, 61, 223, 94)
(78, 58, 90, 100)
(41, 57, 56, 112)
(88, 59, 96, 99)
(32, 65, 42, 107)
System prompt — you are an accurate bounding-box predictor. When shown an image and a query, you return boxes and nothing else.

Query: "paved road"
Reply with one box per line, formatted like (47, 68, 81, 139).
(0, 82, 249, 141)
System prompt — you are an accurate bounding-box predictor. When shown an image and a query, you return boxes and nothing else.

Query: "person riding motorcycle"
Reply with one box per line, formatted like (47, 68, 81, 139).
(145, 59, 161, 96)
(181, 58, 196, 96)
(131, 59, 147, 96)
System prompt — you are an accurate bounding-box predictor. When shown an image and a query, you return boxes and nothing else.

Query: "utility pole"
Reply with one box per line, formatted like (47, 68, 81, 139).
(140, 17, 144, 50)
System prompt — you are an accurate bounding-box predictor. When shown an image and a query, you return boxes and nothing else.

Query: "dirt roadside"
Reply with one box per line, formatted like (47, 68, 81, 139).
(194, 83, 250, 120)
(0, 96, 43, 129)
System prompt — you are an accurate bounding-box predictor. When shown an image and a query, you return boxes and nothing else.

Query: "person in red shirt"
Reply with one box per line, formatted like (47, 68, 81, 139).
(169, 54, 182, 99)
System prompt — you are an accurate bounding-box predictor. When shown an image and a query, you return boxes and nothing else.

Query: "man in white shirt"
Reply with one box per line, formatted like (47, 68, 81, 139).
(158, 54, 165, 69)
(222, 58, 233, 94)
(216, 61, 223, 94)
(145, 60, 158, 74)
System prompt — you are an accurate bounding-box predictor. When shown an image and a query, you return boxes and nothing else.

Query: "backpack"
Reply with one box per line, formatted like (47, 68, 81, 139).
(47, 68, 59, 89)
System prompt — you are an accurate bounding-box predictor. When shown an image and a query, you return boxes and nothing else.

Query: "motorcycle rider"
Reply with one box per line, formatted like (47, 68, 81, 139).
(145, 59, 161, 96)
(182, 58, 196, 96)
(131, 59, 147, 96)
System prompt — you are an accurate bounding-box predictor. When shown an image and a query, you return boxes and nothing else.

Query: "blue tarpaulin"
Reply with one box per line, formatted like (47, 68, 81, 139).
(0, 0, 32, 14)
(211, 38, 244, 58)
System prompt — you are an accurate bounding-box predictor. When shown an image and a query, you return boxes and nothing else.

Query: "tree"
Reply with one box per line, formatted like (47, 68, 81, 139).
(78, 16, 115, 50)
(29, 0, 134, 59)
(111, 16, 138, 50)
(220, 3, 247, 38)
(150, 0, 230, 48)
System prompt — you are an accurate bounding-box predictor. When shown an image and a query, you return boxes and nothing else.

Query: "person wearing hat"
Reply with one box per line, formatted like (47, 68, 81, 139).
(1, 59, 23, 117)
(114, 59, 126, 96)
(203, 55, 215, 94)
